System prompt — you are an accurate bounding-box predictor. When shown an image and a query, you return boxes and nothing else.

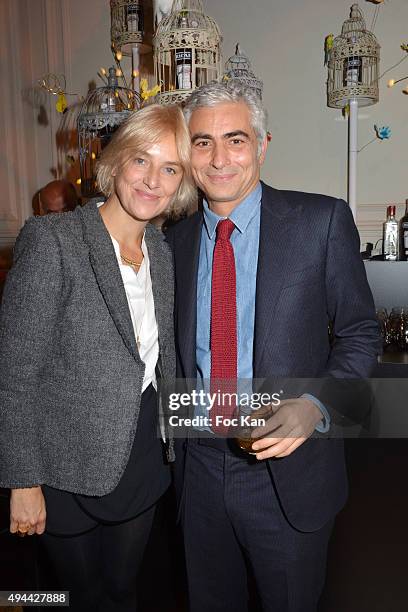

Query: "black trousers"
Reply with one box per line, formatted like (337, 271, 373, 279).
(182, 439, 333, 612)
(39, 384, 170, 611)
(40, 504, 155, 612)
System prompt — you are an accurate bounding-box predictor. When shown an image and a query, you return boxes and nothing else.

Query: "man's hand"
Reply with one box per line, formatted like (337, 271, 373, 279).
(251, 398, 323, 460)
(10, 486, 46, 535)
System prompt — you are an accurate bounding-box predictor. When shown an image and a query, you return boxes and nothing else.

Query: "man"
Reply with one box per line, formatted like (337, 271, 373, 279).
(37, 179, 78, 215)
(166, 81, 380, 612)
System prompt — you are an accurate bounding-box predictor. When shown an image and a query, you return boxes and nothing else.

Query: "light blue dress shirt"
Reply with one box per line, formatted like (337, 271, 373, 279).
(196, 182, 329, 433)
(197, 183, 261, 382)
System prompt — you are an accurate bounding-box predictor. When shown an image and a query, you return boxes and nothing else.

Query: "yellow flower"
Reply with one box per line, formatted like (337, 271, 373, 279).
(56, 92, 67, 113)
(140, 79, 161, 101)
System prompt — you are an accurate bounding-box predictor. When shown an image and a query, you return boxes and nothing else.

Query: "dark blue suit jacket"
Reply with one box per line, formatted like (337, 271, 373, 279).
(166, 182, 380, 532)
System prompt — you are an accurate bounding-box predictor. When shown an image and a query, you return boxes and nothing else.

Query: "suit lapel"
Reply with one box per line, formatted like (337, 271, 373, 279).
(174, 213, 202, 378)
(253, 184, 301, 375)
(79, 201, 141, 363)
(145, 224, 171, 348)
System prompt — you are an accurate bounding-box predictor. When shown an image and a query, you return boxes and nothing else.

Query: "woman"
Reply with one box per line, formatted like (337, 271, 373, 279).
(0, 104, 195, 610)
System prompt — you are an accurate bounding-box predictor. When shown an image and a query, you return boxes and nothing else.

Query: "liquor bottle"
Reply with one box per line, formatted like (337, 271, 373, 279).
(343, 35, 362, 87)
(399, 199, 408, 261)
(383, 205, 398, 261)
(343, 56, 362, 87)
(175, 48, 192, 90)
(127, 4, 139, 33)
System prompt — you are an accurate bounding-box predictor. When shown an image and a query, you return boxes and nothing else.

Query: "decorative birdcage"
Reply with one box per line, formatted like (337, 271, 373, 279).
(110, 1, 151, 100)
(153, 0, 222, 105)
(327, 3, 380, 108)
(110, 0, 145, 54)
(223, 44, 263, 99)
(77, 67, 139, 197)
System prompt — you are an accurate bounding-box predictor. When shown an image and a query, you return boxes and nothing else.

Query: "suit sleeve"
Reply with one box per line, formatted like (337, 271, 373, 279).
(315, 200, 381, 428)
(323, 199, 381, 377)
(0, 218, 63, 488)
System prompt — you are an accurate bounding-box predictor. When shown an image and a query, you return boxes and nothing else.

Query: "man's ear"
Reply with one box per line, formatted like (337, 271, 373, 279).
(258, 135, 269, 166)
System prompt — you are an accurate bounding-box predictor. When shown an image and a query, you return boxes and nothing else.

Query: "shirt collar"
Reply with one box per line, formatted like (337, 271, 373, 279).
(202, 182, 262, 240)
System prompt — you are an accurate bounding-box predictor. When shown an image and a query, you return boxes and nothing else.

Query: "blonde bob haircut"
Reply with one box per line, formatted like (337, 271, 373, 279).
(96, 104, 196, 217)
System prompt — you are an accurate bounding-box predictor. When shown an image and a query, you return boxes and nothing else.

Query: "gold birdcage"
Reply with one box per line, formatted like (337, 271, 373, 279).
(327, 3, 380, 108)
(153, 0, 222, 105)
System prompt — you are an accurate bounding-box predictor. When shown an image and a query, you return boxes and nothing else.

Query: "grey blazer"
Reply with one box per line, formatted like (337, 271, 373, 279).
(0, 200, 175, 495)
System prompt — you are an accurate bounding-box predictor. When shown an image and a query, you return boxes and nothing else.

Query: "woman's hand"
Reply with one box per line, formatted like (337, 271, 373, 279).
(10, 487, 46, 536)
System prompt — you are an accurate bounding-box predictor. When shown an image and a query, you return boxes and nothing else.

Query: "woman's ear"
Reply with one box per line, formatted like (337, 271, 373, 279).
(111, 160, 121, 178)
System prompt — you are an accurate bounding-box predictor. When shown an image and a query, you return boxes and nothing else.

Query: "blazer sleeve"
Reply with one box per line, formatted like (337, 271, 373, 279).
(0, 218, 63, 488)
(314, 200, 381, 428)
(323, 199, 381, 377)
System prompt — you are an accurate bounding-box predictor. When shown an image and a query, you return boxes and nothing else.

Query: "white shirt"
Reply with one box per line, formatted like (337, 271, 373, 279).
(110, 234, 159, 392)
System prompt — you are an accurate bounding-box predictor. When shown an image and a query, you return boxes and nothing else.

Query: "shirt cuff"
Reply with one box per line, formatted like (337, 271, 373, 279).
(301, 393, 330, 433)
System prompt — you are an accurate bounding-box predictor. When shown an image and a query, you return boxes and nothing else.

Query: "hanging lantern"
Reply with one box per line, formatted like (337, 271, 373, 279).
(327, 3, 380, 109)
(153, 0, 222, 105)
(223, 44, 263, 99)
(77, 67, 139, 198)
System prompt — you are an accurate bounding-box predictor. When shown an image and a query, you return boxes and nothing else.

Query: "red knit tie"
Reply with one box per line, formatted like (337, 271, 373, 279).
(210, 219, 237, 434)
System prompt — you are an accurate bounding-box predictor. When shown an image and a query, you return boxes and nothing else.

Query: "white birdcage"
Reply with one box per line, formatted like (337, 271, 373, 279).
(223, 44, 263, 99)
(327, 3, 380, 108)
(110, 1, 150, 100)
(153, 0, 222, 105)
(77, 68, 139, 198)
(110, 0, 145, 53)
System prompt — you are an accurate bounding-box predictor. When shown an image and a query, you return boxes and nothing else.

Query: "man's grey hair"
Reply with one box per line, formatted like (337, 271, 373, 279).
(183, 80, 268, 155)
